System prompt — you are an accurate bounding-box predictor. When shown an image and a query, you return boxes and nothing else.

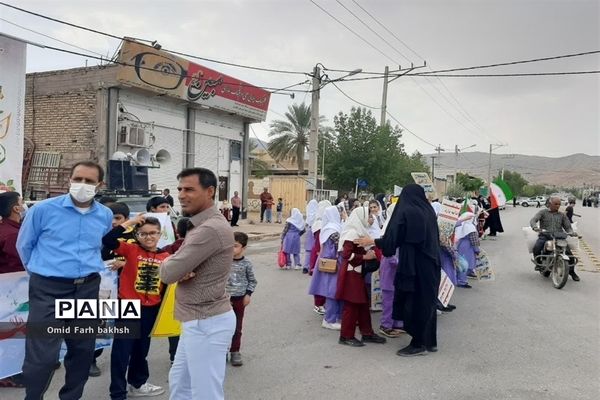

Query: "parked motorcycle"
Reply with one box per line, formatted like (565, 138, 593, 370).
(531, 230, 579, 289)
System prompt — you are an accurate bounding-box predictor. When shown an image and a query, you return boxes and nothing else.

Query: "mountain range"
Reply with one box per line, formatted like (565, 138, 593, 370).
(422, 152, 600, 187)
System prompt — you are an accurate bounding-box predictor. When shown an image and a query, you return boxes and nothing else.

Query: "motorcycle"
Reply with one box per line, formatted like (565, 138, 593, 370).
(531, 230, 579, 289)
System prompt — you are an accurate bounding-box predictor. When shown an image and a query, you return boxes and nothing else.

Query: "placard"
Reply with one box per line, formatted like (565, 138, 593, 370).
(438, 269, 455, 307)
(411, 172, 438, 199)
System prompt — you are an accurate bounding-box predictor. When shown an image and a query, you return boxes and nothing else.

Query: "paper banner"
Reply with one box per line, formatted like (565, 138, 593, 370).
(438, 269, 455, 307)
(0, 268, 118, 379)
(370, 270, 383, 311)
(144, 212, 176, 247)
(437, 199, 462, 245)
(0, 36, 26, 193)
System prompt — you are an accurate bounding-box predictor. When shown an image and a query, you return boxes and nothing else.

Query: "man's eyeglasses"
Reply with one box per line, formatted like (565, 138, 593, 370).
(136, 232, 161, 238)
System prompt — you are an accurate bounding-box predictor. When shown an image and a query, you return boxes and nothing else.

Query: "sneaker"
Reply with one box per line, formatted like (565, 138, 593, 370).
(458, 283, 472, 289)
(361, 334, 386, 344)
(88, 361, 101, 377)
(379, 326, 403, 338)
(338, 337, 364, 347)
(294, 265, 302, 270)
(313, 305, 325, 315)
(426, 346, 438, 353)
(302, 268, 309, 274)
(128, 383, 165, 397)
(230, 352, 243, 367)
(396, 344, 427, 357)
(322, 320, 341, 330)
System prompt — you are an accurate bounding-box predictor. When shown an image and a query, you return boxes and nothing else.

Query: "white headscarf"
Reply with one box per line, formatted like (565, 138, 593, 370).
(286, 208, 305, 230)
(320, 206, 343, 245)
(454, 211, 477, 243)
(381, 202, 396, 235)
(305, 199, 318, 227)
(338, 206, 371, 251)
(311, 200, 331, 233)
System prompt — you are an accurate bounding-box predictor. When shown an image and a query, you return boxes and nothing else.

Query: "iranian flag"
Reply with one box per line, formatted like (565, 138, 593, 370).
(489, 179, 514, 209)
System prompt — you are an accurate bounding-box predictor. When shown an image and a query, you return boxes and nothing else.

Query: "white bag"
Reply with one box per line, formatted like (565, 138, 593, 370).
(522, 227, 538, 254)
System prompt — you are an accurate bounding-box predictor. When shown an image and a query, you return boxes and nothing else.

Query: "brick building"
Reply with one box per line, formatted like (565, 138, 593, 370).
(23, 39, 271, 212)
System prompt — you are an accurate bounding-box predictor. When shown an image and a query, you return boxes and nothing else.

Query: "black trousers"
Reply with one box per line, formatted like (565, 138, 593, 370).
(109, 304, 160, 400)
(231, 206, 240, 226)
(168, 336, 179, 362)
(260, 204, 267, 222)
(23, 273, 100, 400)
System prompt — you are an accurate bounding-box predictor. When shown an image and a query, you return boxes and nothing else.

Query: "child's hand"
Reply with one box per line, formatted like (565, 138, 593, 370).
(124, 213, 145, 228)
(109, 260, 126, 271)
(243, 294, 251, 307)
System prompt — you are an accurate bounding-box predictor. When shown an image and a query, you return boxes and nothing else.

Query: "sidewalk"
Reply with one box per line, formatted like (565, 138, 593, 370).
(232, 212, 284, 241)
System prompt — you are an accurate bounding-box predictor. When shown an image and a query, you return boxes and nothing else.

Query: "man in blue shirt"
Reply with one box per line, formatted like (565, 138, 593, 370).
(16, 161, 112, 400)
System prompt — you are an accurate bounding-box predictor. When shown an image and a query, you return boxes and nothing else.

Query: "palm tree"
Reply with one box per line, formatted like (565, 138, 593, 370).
(268, 103, 326, 173)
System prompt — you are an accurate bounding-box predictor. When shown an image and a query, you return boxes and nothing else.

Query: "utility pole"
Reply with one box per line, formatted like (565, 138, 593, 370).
(488, 143, 506, 185)
(321, 139, 326, 190)
(432, 145, 444, 179)
(308, 65, 320, 191)
(454, 144, 476, 184)
(380, 66, 389, 127)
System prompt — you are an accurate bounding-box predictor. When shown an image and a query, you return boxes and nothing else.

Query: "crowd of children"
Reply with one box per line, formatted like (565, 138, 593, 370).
(276, 193, 491, 350)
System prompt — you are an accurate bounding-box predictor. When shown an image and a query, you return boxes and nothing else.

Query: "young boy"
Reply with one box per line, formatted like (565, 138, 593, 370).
(102, 214, 168, 399)
(276, 198, 283, 224)
(91, 202, 137, 378)
(226, 232, 258, 366)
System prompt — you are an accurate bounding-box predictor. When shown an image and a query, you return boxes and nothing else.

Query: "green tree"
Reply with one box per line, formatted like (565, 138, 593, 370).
(324, 107, 423, 193)
(268, 102, 326, 173)
(445, 182, 467, 199)
(392, 151, 430, 187)
(494, 170, 528, 197)
(456, 173, 484, 192)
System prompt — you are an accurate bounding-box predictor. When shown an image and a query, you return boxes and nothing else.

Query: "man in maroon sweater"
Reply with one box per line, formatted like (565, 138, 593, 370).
(0, 192, 26, 274)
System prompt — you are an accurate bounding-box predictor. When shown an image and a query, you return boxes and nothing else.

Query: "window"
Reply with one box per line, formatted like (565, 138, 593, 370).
(230, 141, 242, 160)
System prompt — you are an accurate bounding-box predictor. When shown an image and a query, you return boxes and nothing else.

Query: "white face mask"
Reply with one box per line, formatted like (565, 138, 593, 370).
(69, 182, 97, 203)
(19, 202, 28, 219)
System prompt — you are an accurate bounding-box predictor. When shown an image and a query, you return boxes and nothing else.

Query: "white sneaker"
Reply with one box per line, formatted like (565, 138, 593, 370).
(294, 265, 302, 270)
(322, 319, 341, 330)
(128, 383, 165, 397)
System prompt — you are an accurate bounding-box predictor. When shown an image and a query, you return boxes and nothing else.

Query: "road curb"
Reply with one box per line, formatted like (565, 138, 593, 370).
(247, 233, 281, 242)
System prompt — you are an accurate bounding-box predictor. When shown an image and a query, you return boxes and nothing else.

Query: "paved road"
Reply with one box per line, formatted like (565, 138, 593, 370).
(2, 206, 599, 399)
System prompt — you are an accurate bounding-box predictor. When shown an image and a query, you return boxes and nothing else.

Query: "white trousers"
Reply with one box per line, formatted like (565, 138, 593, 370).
(169, 310, 236, 400)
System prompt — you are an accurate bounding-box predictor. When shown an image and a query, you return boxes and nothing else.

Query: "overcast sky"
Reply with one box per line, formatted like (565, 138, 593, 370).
(1, 0, 598, 157)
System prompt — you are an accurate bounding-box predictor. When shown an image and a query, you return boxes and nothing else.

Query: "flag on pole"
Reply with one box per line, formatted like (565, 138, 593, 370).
(492, 179, 514, 201)
(459, 198, 471, 215)
(489, 181, 512, 209)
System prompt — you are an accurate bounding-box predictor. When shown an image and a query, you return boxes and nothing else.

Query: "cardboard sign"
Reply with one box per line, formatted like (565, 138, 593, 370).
(475, 251, 495, 281)
(151, 284, 181, 337)
(370, 270, 383, 311)
(438, 269, 455, 307)
(438, 200, 462, 244)
(411, 172, 438, 199)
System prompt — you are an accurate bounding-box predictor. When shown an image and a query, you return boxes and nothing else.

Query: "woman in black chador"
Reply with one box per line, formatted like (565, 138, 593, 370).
(356, 184, 441, 356)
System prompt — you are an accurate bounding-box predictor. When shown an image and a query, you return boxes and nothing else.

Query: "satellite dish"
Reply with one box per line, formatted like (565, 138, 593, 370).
(155, 149, 171, 164)
(111, 151, 128, 161)
(133, 148, 151, 165)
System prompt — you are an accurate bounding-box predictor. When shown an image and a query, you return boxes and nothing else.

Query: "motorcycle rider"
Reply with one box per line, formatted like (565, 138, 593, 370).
(530, 196, 579, 281)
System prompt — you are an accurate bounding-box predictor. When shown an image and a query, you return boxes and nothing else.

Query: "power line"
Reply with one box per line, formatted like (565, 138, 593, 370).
(0, 2, 308, 76)
(351, 0, 425, 62)
(334, 0, 412, 64)
(330, 81, 381, 109)
(307, 0, 399, 66)
(13, 40, 313, 94)
(385, 111, 438, 148)
(410, 70, 600, 77)
(0, 17, 107, 57)
(415, 50, 600, 75)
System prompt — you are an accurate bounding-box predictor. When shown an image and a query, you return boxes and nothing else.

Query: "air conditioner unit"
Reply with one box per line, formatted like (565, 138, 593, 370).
(117, 125, 146, 147)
